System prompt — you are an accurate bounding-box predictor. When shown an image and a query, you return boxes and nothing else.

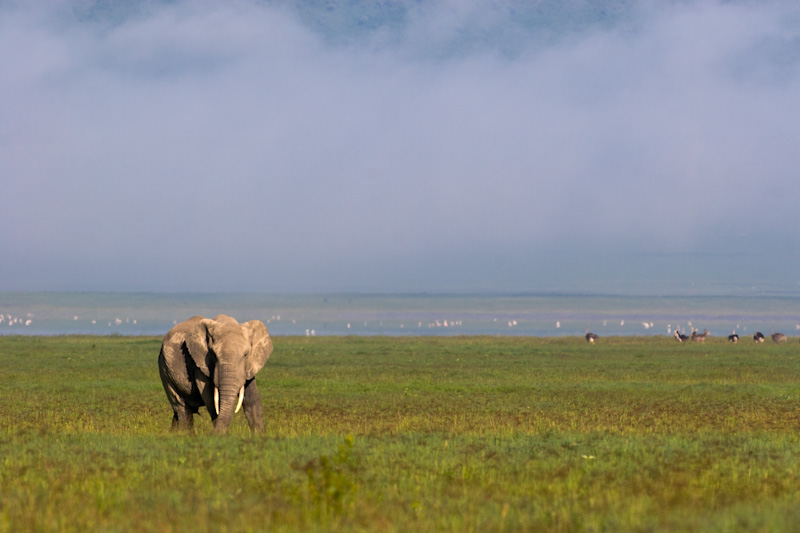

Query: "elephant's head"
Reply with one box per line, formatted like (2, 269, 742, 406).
(184, 314, 273, 434)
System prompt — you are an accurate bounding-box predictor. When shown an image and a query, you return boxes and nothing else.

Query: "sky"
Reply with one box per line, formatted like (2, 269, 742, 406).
(2, 0, 800, 294)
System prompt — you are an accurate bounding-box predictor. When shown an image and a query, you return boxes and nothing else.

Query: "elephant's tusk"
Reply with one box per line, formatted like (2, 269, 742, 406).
(235, 385, 245, 414)
(214, 388, 220, 415)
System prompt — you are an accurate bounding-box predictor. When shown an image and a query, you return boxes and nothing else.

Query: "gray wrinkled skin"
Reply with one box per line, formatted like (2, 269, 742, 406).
(158, 314, 273, 434)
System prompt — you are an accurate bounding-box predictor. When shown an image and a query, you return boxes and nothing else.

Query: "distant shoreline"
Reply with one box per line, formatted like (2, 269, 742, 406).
(2, 292, 800, 338)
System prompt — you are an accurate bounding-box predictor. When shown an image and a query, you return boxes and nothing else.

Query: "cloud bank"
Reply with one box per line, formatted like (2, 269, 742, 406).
(2, 1, 800, 293)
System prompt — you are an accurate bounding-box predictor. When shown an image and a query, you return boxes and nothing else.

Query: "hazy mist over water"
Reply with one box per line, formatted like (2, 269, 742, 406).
(3, 292, 800, 338)
(3, 1, 800, 294)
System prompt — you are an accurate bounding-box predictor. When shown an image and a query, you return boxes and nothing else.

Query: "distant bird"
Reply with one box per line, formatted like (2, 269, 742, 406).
(754, 331, 765, 343)
(771, 329, 787, 344)
(674, 329, 689, 343)
(691, 328, 709, 343)
(585, 329, 598, 344)
(728, 330, 739, 343)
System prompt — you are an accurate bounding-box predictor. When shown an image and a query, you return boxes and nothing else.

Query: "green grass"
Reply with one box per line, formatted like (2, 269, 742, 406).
(2, 335, 800, 531)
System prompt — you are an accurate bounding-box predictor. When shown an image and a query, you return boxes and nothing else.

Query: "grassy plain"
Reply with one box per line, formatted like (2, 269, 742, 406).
(2, 335, 800, 532)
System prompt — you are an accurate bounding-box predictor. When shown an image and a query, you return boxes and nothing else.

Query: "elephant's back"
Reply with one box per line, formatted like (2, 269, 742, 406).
(158, 330, 196, 394)
(163, 315, 206, 339)
(159, 317, 204, 381)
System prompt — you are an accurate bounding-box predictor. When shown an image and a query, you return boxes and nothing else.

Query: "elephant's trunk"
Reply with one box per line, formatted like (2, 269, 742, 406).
(213, 364, 246, 434)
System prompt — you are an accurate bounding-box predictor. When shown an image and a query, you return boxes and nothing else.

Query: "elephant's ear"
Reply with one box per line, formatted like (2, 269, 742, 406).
(185, 318, 215, 377)
(243, 320, 273, 380)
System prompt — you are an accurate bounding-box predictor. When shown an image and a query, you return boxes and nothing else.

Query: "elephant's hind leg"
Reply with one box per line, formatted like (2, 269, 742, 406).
(171, 405, 194, 431)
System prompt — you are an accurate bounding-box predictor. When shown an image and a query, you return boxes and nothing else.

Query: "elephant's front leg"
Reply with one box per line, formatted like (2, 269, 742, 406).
(242, 378, 265, 433)
(194, 370, 218, 422)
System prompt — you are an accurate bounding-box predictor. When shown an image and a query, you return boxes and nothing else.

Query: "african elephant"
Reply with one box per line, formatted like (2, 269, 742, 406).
(158, 314, 273, 434)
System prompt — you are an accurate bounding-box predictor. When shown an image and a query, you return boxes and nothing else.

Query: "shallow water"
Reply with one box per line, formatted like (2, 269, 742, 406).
(2, 292, 800, 339)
